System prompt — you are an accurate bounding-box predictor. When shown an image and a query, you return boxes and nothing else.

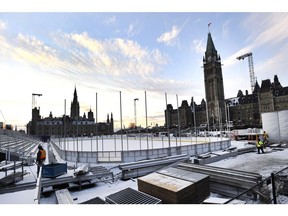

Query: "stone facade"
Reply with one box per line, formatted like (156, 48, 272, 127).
(228, 75, 288, 128)
(165, 32, 288, 130)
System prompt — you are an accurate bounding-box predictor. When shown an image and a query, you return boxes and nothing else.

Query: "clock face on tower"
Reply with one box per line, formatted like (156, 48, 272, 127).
(208, 56, 212, 62)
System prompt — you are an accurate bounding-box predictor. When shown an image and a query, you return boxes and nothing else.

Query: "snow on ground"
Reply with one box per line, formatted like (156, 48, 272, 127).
(212, 141, 288, 178)
(0, 140, 288, 215)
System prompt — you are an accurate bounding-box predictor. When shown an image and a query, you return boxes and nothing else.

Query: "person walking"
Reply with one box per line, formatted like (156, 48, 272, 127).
(256, 139, 265, 154)
(36, 145, 46, 177)
(263, 131, 269, 147)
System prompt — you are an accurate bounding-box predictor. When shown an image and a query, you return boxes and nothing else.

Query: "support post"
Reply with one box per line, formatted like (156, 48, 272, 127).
(271, 172, 277, 204)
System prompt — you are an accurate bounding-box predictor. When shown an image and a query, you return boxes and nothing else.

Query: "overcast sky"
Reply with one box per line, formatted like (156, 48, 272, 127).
(0, 1, 287, 130)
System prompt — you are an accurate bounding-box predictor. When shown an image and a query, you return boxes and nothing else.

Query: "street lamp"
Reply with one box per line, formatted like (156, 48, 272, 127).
(227, 103, 231, 132)
(134, 98, 139, 129)
(212, 113, 215, 130)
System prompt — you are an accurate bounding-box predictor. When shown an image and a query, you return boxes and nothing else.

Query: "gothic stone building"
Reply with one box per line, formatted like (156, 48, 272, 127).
(165, 32, 288, 130)
(27, 87, 114, 138)
(227, 75, 288, 128)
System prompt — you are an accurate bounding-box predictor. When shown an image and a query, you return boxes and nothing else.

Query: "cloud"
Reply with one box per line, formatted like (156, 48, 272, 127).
(0, 20, 7, 30)
(243, 13, 288, 48)
(1, 29, 185, 95)
(103, 15, 116, 25)
(223, 13, 288, 69)
(157, 25, 181, 46)
(50, 31, 168, 78)
(127, 21, 140, 37)
(222, 46, 253, 67)
(255, 43, 288, 79)
(193, 39, 205, 54)
(222, 20, 231, 38)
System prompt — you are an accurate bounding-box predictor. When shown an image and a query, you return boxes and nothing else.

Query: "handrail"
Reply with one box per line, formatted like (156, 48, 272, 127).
(224, 166, 288, 204)
(33, 166, 42, 204)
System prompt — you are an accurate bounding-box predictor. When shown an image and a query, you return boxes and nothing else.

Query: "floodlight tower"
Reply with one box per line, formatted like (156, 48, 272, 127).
(236, 52, 256, 93)
(134, 98, 139, 129)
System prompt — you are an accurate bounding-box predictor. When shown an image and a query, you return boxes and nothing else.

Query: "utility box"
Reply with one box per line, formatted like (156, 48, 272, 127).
(42, 163, 67, 179)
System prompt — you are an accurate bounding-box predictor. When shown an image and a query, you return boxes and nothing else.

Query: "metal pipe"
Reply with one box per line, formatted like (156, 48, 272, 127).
(145, 91, 148, 151)
(134, 98, 139, 129)
(96, 92, 98, 161)
(165, 93, 171, 156)
(176, 94, 181, 147)
(120, 91, 123, 161)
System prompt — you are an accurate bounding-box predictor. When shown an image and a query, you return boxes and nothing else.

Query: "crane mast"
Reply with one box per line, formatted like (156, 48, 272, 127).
(236, 52, 256, 93)
(32, 93, 42, 109)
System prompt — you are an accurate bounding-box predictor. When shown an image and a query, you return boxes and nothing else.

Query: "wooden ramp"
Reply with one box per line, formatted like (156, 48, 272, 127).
(55, 189, 74, 204)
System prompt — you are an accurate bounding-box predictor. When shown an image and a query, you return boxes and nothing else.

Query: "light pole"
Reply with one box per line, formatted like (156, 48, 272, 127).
(212, 113, 215, 130)
(134, 98, 139, 129)
(227, 104, 231, 132)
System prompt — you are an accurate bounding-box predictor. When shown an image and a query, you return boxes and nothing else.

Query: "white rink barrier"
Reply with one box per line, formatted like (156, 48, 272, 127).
(262, 110, 288, 142)
(51, 136, 230, 163)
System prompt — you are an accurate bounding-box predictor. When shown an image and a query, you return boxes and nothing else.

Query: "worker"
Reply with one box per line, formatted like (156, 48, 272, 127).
(263, 131, 269, 147)
(36, 145, 46, 177)
(256, 139, 265, 154)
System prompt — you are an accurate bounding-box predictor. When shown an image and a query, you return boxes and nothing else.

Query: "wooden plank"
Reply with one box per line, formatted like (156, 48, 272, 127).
(55, 189, 74, 204)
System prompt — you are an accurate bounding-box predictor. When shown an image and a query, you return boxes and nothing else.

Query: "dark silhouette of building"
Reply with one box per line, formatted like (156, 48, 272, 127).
(70, 87, 80, 119)
(227, 75, 288, 128)
(27, 87, 114, 138)
(165, 31, 288, 130)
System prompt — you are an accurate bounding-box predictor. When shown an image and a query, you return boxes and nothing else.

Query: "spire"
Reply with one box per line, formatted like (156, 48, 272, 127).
(204, 32, 218, 62)
(237, 90, 244, 97)
(273, 74, 282, 88)
(71, 86, 80, 118)
(253, 80, 260, 94)
(206, 32, 216, 53)
(73, 86, 78, 102)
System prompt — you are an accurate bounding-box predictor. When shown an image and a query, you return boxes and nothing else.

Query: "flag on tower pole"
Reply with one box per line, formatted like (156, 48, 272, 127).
(208, 22, 211, 27)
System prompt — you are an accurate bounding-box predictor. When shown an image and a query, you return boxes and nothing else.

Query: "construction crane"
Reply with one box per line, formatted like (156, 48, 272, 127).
(236, 52, 256, 93)
(32, 93, 42, 109)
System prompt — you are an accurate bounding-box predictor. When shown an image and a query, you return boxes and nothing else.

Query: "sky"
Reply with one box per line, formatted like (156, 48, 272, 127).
(0, 1, 288, 131)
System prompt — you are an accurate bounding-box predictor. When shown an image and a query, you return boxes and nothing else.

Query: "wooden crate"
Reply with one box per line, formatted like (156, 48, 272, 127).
(138, 168, 209, 204)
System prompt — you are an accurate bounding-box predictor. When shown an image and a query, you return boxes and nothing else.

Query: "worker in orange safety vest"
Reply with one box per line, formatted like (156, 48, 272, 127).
(36, 145, 46, 177)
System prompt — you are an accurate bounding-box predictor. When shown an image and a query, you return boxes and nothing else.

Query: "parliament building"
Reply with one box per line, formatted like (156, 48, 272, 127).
(165, 32, 288, 130)
(27, 87, 114, 139)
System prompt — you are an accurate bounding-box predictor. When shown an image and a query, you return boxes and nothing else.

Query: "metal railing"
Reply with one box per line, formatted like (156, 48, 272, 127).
(224, 166, 288, 204)
(34, 166, 42, 204)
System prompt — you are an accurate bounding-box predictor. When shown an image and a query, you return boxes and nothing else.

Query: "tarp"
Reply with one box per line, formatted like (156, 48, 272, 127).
(261, 110, 288, 142)
(279, 110, 288, 141)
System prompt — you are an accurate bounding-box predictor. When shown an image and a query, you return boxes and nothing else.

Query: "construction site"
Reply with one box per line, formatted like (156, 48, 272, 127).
(1, 126, 288, 205)
(1, 29, 288, 207)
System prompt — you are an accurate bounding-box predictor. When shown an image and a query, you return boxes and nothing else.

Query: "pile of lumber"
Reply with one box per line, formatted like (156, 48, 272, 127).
(177, 162, 262, 198)
(118, 154, 189, 180)
(138, 167, 210, 204)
